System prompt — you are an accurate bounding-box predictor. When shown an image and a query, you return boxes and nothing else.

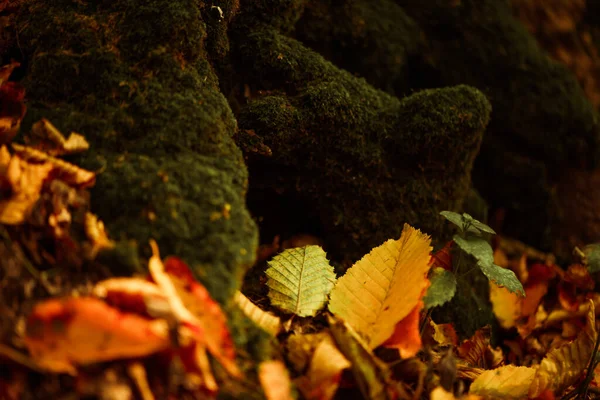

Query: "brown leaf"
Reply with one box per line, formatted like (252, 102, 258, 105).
(295, 333, 351, 400)
(529, 299, 596, 397)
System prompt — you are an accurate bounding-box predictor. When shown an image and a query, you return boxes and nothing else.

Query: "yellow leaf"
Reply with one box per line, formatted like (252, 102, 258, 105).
(234, 291, 281, 336)
(265, 245, 336, 317)
(469, 365, 537, 399)
(328, 224, 432, 348)
(529, 299, 596, 397)
(0, 150, 53, 224)
(490, 282, 521, 329)
(296, 333, 351, 400)
(258, 360, 294, 400)
(31, 119, 89, 155)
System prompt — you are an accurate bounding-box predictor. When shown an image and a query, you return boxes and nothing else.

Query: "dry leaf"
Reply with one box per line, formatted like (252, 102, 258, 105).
(0, 151, 53, 224)
(328, 224, 432, 349)
(430, 321, 459, 347)
(470, 365, 537, 399)
(148, 241, 240, 377)
(265, 245, 336, 317)
(457, 327, 503, 370)
(11, 143, 95, 188)
(490, 282, 521, 329)
(234, 291, 281, 336)
(92, 277, 168, 317)
(259, 360, 294, 400)
(30, 119, 89, 155)
(328, 315, 397, 400)
(295, 334, 351, 400)
(23, 297, 171, 374)
(286, 332, 331, 373)
(85, 212, 115, 258)
(382, 299, 425, 358)
(529, 299, 596, 397)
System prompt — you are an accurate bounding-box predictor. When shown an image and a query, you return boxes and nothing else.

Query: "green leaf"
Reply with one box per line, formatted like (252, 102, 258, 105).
(465, 213, 496, 235)
(453, 235, 524, 296)
(266, 245, 336, 317)
(423, 267, 457, 309)
(440, 211, 464, 233)
(583, 244, 600, 274)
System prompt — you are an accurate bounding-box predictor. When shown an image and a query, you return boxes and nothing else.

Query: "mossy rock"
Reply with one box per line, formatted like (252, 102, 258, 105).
(233, 23, 491, 263)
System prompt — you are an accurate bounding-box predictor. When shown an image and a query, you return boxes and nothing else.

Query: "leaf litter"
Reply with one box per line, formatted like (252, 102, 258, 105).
(3, 60, 600, 400)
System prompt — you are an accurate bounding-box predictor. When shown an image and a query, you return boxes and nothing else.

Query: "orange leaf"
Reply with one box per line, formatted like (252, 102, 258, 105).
(430, 241, 453, 271)
(23, 297, 171, 374)
(382, 299, 424, 358)
(148, 241, 240, 377)
(259, 360, 294, 400)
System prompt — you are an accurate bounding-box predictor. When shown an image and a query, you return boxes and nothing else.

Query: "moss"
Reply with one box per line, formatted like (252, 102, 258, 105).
(235, 25, 490, 262)
(295, 0, 422, 96)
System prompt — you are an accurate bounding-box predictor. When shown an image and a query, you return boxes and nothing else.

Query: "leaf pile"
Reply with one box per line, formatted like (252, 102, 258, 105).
(2, 59, 600, 400)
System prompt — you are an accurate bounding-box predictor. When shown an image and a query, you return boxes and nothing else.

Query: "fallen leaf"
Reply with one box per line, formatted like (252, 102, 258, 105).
(23, 297, 171, 374)
(457, 327, 503, 370)
(0, 150, 53, 224)
(328, 315, 397, 400)
(11, 143, 95, 188)
(286, 332, 330, 373)
(259, 360, 294, 400)
(329, 224, 432, 349)
(430, 321, 459, 347)
(295, 334, 350, 400)
(30, 119, 89, 155)
(147, 241, 240, 377)
(0, 62, 25, 145)
(529, 299, 596, 397)
(234, 291, 281, 336)
(470, 365, 537, 399)
(265, 245, 336, 317)
(490, 282, 521, 329)
(382, 299, 425, 358)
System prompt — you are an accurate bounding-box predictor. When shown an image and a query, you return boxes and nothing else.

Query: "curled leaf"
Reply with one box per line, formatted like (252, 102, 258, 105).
(328, 224, 432, 349)
(234, 291, 281, 336)
(148, 241, 240, 377)
(11, 143, 95, 188)
(266, 245, 336, 317)
(30, 118, 89, 155)
(529, 300, 596, 397)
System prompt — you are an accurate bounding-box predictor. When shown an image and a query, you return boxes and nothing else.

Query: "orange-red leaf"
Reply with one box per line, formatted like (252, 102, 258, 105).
(23, 297, 171, 374)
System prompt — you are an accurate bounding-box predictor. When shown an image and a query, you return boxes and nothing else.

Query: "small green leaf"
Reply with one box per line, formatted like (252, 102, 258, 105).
(266, 245, 336, 317)
(440, 211, 464, 233)
(453, 235, 524, 296)
(583, 244, 600, 274)
(423, 267, 457, 309)
(465, 213, 496, 235)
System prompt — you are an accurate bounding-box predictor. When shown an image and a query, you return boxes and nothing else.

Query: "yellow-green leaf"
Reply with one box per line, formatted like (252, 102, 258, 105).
(266, 245, 336, 317)
(328, 224, 432, 348)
